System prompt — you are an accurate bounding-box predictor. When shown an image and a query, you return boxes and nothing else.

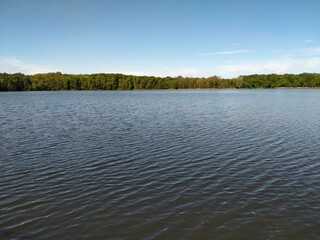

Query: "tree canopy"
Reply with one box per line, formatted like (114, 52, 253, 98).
(1, 72, 320, 91)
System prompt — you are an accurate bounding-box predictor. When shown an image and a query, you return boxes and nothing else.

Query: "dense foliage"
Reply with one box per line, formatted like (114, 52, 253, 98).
(0, 72, 320, 91)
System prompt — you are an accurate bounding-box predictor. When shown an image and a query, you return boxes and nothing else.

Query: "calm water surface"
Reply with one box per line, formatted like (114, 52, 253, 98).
(0, 89, 320, 239)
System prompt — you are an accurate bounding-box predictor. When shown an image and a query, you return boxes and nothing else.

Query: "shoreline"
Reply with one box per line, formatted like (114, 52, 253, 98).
(1, 87, 320, 93)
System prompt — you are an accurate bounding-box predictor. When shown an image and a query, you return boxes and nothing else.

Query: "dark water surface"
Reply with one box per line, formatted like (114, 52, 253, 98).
(1, 89, 320, 239)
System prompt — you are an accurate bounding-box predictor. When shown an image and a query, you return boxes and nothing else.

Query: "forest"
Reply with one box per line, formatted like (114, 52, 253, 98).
(0, 72, 320, 91)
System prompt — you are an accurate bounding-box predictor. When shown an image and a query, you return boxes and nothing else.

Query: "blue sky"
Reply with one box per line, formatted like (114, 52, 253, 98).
(0, 0, 319, 77)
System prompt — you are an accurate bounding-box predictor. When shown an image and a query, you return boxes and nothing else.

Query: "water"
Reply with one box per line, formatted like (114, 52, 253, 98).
(0, 89, 319, 240)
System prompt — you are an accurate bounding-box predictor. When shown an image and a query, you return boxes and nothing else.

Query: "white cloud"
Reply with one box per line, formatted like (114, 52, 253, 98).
(214, 57, 320, 78)
(163, 68, 199, 77)
(117, 71, 149, 76)
(0, 57, 56, 74)
(198, 49, 251, 56)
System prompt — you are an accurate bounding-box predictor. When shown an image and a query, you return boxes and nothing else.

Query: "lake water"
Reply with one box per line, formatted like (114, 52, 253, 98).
(0, 89, 319, 239)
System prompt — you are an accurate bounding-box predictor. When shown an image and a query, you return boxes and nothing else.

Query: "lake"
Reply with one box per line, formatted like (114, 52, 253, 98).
(0, 89, 319, 239)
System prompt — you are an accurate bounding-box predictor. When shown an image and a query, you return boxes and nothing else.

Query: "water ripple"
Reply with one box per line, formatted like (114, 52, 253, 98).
(1, 90, 320, 239)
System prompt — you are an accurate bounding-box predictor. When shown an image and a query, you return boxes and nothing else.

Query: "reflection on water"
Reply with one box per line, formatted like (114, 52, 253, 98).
(0, 89, 320, 239)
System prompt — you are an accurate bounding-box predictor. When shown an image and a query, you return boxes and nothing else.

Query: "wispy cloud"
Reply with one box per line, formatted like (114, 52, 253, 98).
(271, 47, 320, 56)
(296, 47, 320, 55)
(290, 47, 320, 52)
(214, 57, 320, 78)
(303, 39, 315, 44)
(0, 57, 56, 74)
(270, 49, 285, 53)
(198, 49, 251, 56)
(230, 43, 240, 47)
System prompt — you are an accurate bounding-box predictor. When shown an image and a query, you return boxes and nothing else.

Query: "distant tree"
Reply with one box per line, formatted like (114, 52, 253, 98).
(0, 72, 320, 91)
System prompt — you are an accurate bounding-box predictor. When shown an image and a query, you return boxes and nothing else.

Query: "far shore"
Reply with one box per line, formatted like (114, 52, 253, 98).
(1, 72, 319, 91)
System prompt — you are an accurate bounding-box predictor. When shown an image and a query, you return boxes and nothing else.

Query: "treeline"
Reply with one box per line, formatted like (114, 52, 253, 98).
(0, 72, 320, 91)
